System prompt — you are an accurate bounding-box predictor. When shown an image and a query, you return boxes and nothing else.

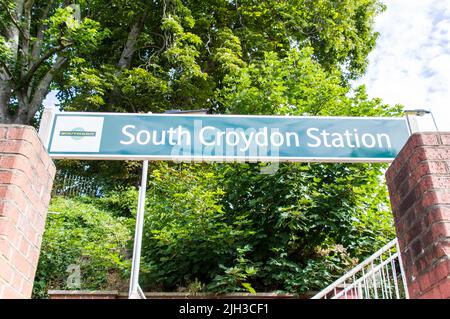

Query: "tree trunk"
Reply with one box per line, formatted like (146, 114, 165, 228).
(4, 0, 25, 60)
(117, 9, 149, 70)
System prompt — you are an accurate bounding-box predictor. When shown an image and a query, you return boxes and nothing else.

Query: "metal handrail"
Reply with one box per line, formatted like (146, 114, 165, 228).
(311, 238, 409, 299)
(333, 253, 398, 299)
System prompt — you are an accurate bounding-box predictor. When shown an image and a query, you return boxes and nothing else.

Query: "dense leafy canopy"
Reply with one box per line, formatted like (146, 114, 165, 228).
(0, 1, 108, 123)
(55, 0, 385, 114)
(1, 0, 385, 122)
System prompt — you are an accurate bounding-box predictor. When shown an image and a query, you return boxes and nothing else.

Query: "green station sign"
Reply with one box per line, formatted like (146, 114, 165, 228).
(42, 112, 410, 162)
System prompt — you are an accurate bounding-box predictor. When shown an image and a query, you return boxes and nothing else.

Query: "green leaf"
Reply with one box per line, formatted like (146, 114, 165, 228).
(242, 283, 256, 294)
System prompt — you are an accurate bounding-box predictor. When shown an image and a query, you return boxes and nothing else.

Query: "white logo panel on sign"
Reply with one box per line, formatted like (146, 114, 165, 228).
(50, 116, 104, 153)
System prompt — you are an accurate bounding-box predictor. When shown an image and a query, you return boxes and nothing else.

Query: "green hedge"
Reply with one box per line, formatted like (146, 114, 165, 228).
(32, 197, 132, 298)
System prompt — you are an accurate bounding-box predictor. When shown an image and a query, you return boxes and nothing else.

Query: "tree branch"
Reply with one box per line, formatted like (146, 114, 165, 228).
(23, 43, 71, 88)
(0, 61, 15, 82)
(25, 56, 68, 121)
(117, 8, 149, 70)
(0, 0, 28, 42)
(20, 0, 34, 77)
(31, 0, 54, 61)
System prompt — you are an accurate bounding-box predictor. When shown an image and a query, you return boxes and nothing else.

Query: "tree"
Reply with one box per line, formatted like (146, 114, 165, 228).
(1, 0, 385, 124)
(55, 0, 384, 114)
(0, 1, 108, 124)
(47, 0, 388, 184)
(24, 0, 402, 295)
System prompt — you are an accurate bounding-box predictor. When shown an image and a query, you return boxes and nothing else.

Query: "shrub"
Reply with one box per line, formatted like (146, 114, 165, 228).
(33, 197, 132, 298)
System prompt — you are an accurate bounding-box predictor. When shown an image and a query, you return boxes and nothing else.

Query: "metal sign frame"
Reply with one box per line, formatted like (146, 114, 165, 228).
(128, 160, 148, 299)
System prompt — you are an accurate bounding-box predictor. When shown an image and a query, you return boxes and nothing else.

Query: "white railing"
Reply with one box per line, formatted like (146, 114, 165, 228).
(311, 238, 409, 299)
(53, 173, 102, 197)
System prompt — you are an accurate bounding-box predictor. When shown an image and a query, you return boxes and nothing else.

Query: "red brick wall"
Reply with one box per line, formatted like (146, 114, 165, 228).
(0, 125, 55, 299)
(386, 132, 450, 299)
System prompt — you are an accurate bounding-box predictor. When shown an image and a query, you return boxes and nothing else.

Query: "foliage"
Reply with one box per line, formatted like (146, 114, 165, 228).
(46, 0, 386, 114)
(208, 245, 259, 294)
(215, 162, 394, 293)
(37, 159, 395, 296)
(217, 47, 403, 117)
(44, 7, 109, 55)
(25, 0, 401, 296)
(51, 0, 400, 190)
(124, 161, 395, 294)
(0, 36, 11, 63)
(138, 162, 256, 291)
(32, 197, 132, 298)
(53, 159, 144, 194)
(0, 1, 109, 123)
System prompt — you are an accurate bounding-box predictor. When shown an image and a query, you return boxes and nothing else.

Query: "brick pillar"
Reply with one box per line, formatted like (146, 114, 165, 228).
(386, 132, 450, 299)
(0, 125, 55, 299)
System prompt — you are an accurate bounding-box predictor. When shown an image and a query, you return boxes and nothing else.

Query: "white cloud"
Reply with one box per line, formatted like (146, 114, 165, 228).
(356, 0, 450, 131)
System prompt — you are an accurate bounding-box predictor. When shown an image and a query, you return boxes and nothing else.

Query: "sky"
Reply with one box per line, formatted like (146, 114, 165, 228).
(44, 1, 450, 131)
(355, 0, 450, 131)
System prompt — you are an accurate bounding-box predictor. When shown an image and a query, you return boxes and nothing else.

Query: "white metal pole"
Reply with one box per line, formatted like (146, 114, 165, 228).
(396, 240, 410, 299)
(429, 111, 442, 144)
(38, 107, 56, 148)
(129, 160, 149, 299)
(405, 114, 419, 135)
